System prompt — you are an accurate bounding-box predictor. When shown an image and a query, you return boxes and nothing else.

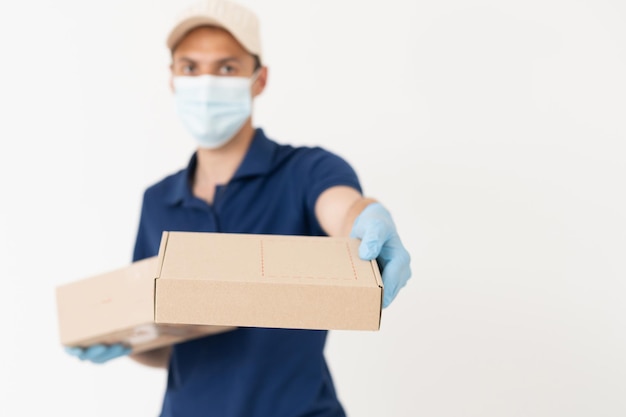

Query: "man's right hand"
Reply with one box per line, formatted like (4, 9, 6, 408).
(64, 344, 131, 364)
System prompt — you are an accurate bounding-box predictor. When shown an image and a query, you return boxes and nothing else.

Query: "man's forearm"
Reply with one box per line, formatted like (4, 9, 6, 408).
(315, 186, 378, 237)
(129, 346, 172, 369)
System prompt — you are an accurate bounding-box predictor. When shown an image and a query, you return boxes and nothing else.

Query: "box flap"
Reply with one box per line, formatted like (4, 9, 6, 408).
(158, 232, 379, 287)
(156, 231, 170, 279)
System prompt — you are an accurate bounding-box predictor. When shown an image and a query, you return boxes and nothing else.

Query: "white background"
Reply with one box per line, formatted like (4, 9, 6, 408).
(0, 0, 624, 416)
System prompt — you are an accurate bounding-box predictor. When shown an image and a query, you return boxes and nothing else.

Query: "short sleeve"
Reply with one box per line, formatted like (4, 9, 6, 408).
(300, 147, 362, 232)
(132, 189, 163, 262)
(132, 191, 151, 262)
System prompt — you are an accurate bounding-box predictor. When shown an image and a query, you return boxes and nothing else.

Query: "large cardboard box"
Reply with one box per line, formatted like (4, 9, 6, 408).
(155, 231, 383, 330)
(56, 232, 383, 352)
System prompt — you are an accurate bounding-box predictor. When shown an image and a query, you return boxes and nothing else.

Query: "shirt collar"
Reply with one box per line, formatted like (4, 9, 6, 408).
(231, 128, 277, 180)
(165, 128, 277, 206)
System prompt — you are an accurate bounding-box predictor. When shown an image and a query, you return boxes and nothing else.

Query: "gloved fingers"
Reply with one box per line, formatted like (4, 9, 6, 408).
(80, 344, 108, 361)
(357, 222, 393, 260)
(381, 257, 411, 308)
(64, 346, 84, 357)
(378, 239, 412, 308)
(90, 344, 131, 364)
(349, 203, 410, 306)
(376, 235, 410, 270)
(79, 343, 130, 363)
(65, 344, 131, 364)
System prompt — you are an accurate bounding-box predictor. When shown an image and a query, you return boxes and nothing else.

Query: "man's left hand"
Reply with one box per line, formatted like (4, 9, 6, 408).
(350, 203, 412, 308)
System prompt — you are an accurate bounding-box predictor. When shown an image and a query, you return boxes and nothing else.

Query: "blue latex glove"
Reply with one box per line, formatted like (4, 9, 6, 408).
(350, 203, 411, 308)
(64, 343, 131, 364)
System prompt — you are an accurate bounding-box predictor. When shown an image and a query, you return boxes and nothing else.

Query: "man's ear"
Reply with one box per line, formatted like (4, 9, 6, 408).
(169, 63, 175, 93)
(252, 66, 268, 98)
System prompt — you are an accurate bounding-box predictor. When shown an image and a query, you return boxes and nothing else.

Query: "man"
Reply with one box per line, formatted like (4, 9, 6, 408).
(65, 1, 411, 416)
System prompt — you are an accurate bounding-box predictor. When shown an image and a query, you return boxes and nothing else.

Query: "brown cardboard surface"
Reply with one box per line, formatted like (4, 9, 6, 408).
(56, 257, 157, 346)
(155, 232, 383, 330)
(56, 256, 234, 353)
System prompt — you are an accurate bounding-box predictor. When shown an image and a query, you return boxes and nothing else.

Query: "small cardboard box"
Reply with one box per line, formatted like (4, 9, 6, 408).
(56, 256, 234, 353)
(56, 232, 383, 352)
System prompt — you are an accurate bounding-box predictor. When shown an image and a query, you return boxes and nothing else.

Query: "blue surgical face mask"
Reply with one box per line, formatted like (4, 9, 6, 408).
(173, 72, 258, 149)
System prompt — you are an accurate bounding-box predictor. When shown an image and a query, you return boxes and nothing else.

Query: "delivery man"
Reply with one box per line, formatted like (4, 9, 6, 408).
(65, 1, 412, 416)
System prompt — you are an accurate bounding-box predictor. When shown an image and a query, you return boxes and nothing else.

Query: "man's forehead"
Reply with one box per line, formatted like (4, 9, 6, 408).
(172, 25, 248, 55)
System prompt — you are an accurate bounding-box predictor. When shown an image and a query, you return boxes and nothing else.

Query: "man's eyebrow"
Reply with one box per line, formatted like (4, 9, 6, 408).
(174, 56, 242, 65)
(174, 56, 197, 64)
(215, 56, 242, 65)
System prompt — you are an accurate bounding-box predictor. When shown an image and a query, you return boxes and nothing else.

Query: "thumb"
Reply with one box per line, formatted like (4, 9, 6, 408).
(357, 222, 390, 260)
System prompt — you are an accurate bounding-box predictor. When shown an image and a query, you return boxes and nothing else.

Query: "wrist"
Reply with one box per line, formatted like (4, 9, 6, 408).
(343, 197, 378, 237)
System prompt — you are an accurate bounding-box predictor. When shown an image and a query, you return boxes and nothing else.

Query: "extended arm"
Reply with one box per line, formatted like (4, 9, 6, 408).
(315, 186, 412, 307)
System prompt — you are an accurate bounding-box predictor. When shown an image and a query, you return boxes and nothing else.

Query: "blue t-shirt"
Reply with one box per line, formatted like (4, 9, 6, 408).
(133, 128, 362, 417)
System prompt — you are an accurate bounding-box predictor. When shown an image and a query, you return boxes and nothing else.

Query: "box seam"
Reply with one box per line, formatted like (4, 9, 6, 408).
(154, 231, 170, 322)
(369, 260, 383, 329)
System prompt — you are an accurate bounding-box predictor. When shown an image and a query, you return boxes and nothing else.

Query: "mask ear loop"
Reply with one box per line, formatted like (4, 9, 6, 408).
(249, 68, 262, 97)
(250, 68, 261, 85)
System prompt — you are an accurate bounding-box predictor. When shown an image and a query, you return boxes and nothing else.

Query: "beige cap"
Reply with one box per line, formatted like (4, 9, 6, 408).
(166, 0, 262, 62)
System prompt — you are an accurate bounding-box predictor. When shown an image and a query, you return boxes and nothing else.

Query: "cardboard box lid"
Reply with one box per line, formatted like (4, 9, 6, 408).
(155, 232, 383, 330)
